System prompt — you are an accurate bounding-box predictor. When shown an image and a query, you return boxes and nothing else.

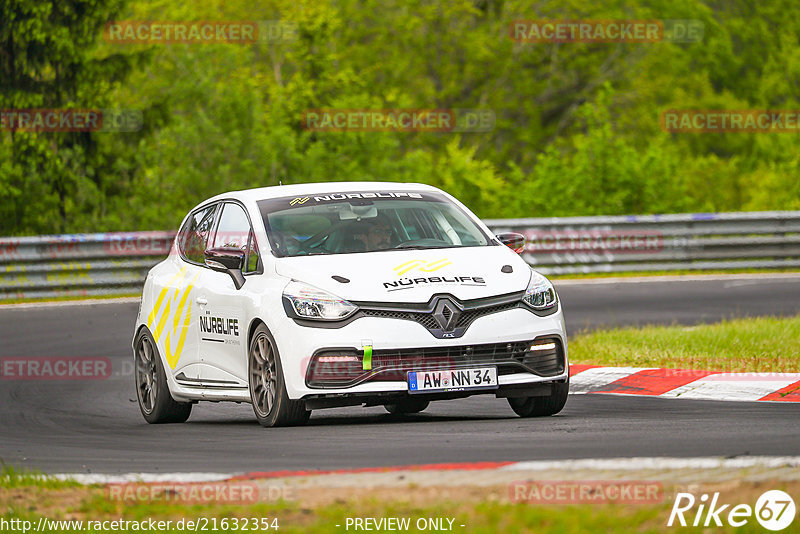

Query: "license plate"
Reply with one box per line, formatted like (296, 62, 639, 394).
(408, 367, 498, 394)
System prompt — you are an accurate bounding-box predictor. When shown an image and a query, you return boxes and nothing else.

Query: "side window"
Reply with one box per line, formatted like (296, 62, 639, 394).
(178, 204, 218, 264)
(212, 203, 261, 274)
(246, 229, 260, 273)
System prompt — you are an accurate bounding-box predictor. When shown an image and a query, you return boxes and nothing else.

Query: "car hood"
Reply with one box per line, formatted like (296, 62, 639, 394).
(274, 246, 531, 303)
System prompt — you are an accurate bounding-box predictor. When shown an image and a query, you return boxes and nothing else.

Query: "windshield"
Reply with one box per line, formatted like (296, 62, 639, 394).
(257, 191, 492, 257)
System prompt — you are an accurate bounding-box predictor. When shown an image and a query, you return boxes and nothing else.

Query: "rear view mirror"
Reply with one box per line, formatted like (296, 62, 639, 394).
(496, 233, 526, 254)
(204, 247, 246, 289)
(338, 204, 378, 220)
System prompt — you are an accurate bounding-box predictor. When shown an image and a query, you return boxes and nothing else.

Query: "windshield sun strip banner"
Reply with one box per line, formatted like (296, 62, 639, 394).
(256, 190, 494, 257)
(257, 190, 445, 214)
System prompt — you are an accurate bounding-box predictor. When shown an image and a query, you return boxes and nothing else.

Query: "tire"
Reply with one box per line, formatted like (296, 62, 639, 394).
(134, 328, 192, 424)
(507, 378, 569, 417)
(385, 399, 430, 414)
(249, 324, 310, 427)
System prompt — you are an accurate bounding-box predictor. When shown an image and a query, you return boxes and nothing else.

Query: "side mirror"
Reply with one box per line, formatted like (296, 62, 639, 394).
(204, 247, 246, 289)
(496, 232, 526, 254)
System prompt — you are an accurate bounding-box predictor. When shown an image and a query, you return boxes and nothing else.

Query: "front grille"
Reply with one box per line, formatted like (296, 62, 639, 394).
(306, 337, 566, 388)
(372, 341, 528, 370)
(454, 301, 519, 328)
(360, 300, 520, 331)
(361, 309, 439, 330)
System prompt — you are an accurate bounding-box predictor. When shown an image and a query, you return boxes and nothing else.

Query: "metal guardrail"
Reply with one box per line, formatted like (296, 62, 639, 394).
(0, 211, 798, 300)
(0, 232, 174, 301)
(485, 210, 800, 275)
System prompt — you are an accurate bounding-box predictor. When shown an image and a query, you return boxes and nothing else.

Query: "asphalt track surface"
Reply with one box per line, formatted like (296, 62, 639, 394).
(1, 275, 798, 474)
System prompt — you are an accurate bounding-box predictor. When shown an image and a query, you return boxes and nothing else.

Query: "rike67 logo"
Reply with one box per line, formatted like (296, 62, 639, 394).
(668, 490, 796, 531)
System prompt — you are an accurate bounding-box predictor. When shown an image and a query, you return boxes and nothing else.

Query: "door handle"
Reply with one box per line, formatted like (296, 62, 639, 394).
(195, 297, 208, 306)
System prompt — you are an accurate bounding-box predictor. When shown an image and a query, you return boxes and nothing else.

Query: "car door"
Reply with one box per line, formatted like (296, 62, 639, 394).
(147, 203, 218, 383)
(196, 201, 260, 387)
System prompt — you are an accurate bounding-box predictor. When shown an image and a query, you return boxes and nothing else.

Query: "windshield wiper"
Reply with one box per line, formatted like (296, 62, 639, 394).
(393, 244, 451, 250)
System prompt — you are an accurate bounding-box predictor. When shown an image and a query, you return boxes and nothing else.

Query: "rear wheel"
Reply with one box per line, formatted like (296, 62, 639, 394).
(508, 379, 569, 417)
(134, 328, 192, 424)
(385, 399, 430, 414)
(249, 324, 310, 427)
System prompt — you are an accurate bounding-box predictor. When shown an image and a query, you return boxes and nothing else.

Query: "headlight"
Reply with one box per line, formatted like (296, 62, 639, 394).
(283, 281, 358, 320)
(522, 270, 557, 310)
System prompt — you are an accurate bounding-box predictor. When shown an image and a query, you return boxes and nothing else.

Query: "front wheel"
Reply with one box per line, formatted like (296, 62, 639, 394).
(249, 324, 310, 427)
(508, 378, 569, 417)
(134, 328, 192, 424)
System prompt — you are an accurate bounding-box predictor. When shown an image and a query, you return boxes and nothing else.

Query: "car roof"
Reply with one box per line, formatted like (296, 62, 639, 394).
(203, 182, 442, 205)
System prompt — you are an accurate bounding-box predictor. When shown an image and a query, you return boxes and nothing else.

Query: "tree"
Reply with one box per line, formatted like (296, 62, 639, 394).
(0, 0, 149, 235)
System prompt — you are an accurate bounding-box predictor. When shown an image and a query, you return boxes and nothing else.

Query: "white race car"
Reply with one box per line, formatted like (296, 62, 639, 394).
(133, 182, 569, 426)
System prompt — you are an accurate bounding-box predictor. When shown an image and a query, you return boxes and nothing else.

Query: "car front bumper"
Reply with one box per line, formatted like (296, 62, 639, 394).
(271, 305, 569, 401)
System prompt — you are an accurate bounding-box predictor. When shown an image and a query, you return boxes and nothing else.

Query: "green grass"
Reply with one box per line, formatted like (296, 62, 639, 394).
(3, 448, 797, 533)
(569, 315, 800, 372)
(2, 485, 788, 533)
(0, 493, 734, 533)
(0, 464, 79, 489)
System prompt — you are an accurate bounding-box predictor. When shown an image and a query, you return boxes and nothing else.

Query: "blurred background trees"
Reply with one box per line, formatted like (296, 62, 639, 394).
(1, 0, 799, 234)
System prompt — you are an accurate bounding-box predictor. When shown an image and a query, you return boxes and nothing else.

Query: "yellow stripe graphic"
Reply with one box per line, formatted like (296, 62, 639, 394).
(394, 260, 424, 276)
(393, 259, 452, 276)
(419, 259, 452, 272)
(172, 275, 196, 334)
(153, 296, 171, 342)
(164, 273, 198, 369)
(147, 267, 187, 327)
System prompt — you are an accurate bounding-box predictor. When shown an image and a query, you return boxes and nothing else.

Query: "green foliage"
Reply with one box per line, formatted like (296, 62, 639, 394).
(0, 463, 79, 489)
(569, 314, 800, 373)
(2, 0, 800, 234)
(0, 0, 150, 235)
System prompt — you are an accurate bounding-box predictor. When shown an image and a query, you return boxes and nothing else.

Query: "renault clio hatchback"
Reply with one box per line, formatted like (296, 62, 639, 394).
(133, 182, 569, 426)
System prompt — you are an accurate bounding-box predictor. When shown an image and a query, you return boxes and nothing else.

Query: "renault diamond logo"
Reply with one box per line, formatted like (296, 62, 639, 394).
(433, 298, 461, 332)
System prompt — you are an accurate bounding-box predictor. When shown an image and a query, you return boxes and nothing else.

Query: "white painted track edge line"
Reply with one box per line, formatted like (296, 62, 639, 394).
(554, 272, 800, 285)
(0, 297, 141, 309)
(49, 456, 800, 484)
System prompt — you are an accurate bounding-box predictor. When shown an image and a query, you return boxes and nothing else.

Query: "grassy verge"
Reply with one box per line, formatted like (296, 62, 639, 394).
(569, 315, 800, 372)
(0, 465, 79, 490)
(2, 472, 794, 533)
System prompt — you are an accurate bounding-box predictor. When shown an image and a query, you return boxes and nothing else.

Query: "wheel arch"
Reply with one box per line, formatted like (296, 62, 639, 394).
(247, 317, 267, 351)
(132, 323, 153, 351)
